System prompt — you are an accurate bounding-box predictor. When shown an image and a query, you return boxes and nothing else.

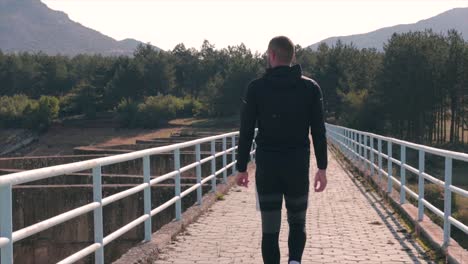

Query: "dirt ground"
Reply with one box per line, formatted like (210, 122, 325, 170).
(2, 126, 182, 157)
(0, 116, 240, 157)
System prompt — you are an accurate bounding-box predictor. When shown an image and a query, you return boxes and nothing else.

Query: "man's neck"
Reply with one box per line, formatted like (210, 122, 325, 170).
(270, 63, 291, 69)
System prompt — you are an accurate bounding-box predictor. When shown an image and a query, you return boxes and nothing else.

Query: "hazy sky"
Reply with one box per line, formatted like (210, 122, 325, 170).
(42, 0, 468, 53)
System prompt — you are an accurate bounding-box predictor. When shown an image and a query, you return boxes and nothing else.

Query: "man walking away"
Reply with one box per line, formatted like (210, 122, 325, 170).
(235, 36, 328, 264)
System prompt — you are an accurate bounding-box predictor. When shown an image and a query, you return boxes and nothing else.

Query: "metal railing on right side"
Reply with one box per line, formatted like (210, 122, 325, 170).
(326, 123, 468, 248)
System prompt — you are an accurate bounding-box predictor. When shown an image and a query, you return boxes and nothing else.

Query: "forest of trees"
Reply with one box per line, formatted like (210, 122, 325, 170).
(0, 30, 467, 147)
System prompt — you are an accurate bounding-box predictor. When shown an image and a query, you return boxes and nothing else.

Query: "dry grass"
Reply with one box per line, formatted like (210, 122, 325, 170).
(4, 126, 181, 157)
(3, 116, 239, 157)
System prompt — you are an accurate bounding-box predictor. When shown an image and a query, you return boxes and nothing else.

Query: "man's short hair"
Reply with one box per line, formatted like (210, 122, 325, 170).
(268, 36, 295, 64)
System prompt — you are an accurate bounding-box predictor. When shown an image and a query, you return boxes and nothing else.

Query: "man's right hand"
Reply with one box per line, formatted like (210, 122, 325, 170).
(314, 169, 327, 192)
(236, 171, 249, 188)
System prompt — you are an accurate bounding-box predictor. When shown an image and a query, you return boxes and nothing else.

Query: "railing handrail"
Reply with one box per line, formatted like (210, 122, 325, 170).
(326, 123, 467, 249)
(337, 126, 468, 163)
(0, 130, 257, 264)
(0, 131, 239, 187)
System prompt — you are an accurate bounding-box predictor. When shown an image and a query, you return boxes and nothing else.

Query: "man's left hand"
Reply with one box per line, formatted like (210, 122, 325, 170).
(236, 171, 249, 188)
(314, 169, 327, 192)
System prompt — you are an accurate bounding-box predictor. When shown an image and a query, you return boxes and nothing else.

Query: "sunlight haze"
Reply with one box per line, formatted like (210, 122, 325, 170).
(42, 0, 468, 52)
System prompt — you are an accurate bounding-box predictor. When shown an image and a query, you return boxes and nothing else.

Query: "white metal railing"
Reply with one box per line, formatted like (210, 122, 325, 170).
(0, 130, 257, 264)
(326, 123, 468, 248)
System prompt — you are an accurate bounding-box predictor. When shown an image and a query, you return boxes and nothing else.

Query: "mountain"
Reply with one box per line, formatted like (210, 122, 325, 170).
(308, 7, 468, 51)
(0, 0, 157, 56)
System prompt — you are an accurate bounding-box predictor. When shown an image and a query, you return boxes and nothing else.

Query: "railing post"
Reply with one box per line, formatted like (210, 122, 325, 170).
(363, 134, 368, 173)
(344, 129, 348, 157)
(400, 145, 406, 204)
(92, 166, 104, 264)
(211, 140, 217, 192)
(334, 127, 339, 148)
(250, 137, 254, 161)
(331, 126, 335, 144)
(387, 141, 393, 193)
(347, 130, 352, 159)
(231, 135, 236, 175)
(174, 148, 182, 221)
(195, 144, 202, 205)
(418, 150, 425, 221)
(341, 128, 345, 152)
(0, 183, 13, 264)
(343, 129, 347, 157)
(443, 157, 452, 247)
(359, 133, 364, 169)
(378, 138, 382, 182)
(143, 156, 152, 241)
(222, 137, 227, 183)
(358, 133, 362, 164)
(353, 131, 357, 161)
(355, 132, 359, 161)
(370, 136, 374, 176)
(252, 130, 258, 161)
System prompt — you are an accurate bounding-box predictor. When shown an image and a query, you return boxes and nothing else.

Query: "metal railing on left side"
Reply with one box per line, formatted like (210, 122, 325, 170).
(326, 123, 468, 248)
(0, 130, 257, 264)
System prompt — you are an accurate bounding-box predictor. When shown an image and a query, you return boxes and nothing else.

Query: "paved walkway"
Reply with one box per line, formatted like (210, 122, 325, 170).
(154, 147, 434, 264)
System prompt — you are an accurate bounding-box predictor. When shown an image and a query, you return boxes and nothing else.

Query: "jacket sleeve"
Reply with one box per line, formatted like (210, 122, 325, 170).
(236, 82, 257, 172)
(309, 81, 328, 170)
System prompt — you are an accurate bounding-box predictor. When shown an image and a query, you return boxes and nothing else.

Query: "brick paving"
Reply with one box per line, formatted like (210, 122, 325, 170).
(154, 147, 435, 264)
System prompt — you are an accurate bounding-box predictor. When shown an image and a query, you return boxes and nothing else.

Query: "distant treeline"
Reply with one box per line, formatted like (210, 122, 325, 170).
(0, 30, 467, 145)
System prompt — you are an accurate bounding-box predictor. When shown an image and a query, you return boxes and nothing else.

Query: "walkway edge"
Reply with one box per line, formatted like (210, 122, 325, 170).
(329, 143, 467, 264)
(113, 164, 254, 264)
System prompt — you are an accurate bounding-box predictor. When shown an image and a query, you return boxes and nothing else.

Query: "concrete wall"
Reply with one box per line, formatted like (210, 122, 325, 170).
(11, 184, 211, 264)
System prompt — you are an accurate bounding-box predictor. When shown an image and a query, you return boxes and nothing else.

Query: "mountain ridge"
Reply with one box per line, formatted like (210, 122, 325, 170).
(308, 7, 468, 50)
(0, 0, 157, 55)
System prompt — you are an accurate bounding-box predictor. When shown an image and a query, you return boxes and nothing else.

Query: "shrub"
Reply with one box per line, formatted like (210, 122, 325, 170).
(177, 96, 195, 116)
(58, 95, 74, 117)
(0, 95, 59, 131)
(60, 81, 101, 118)
(116, 98, 139, 127)
(37, 96, 59, 122)
(116, 95, 209, 128)
(0, 95, 33, 127)
(178, 96, 206, 117)
(138, 95, 182, 127)
(192, 100, 209, 117)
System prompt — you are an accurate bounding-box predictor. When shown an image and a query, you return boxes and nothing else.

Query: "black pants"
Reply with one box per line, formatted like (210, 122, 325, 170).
(255, 148, 310, 264)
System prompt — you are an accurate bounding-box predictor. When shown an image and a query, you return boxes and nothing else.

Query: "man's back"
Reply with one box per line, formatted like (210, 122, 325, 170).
(236, 64, 328, 172)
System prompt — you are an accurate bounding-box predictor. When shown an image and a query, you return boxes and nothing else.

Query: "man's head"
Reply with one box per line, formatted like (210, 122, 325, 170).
(267, 36, 295, 68)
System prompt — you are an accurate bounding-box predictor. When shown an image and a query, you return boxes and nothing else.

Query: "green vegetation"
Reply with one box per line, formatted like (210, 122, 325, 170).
(0, 95, 59, 131)
(116, 95, 203, 128)
(0, 41, 263, 130)
(215, 192, 225, 201)
(0, 30, 467, 145)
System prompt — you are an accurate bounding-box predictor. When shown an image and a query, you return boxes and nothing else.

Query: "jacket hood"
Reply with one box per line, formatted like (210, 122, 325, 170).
(263, 64, 303, 88)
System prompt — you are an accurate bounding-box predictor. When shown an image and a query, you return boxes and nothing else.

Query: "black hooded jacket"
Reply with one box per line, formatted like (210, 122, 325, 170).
(236, 64, 328, 172)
